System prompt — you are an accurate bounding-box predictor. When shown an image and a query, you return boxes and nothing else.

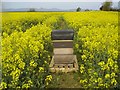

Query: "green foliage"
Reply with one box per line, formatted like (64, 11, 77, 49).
(76, 7, 81, 12)
(100, 1, 112, 11)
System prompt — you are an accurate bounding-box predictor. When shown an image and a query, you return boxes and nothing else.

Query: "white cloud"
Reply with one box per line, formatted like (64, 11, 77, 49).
(1, 0, 120, 2)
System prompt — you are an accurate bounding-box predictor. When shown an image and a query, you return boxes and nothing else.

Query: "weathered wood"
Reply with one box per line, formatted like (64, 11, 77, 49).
(54, 48, 73, 55)
(49, 55, 78, 72)
(74, 55, 78, 70)
(54, 55, 74, 64)
(54, 64, 65, 68)
(53, 64, 73, 68)
(49, 57, 54, 68)
(52, 40, 73, 42)
(68, 64, 73, 68)
(53, 42, 73, 48)
(50, 67, 77, 73)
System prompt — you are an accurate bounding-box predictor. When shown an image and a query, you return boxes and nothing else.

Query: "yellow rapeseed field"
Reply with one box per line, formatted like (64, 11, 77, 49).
(1, 11, 119, 88)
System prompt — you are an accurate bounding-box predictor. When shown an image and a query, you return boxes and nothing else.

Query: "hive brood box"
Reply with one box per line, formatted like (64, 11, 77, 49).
(49, 30, 78, 72)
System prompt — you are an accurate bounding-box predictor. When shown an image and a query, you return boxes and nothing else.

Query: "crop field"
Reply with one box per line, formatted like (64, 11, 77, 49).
(1, 11, 119, 89)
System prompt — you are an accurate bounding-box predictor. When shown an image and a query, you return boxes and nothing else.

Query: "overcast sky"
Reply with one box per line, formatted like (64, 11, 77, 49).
(1, 0, 119, 10)
(1, 0, 120, 2)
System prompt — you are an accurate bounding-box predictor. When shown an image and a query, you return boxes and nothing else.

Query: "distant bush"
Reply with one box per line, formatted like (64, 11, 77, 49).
(28, 8, 36, 12)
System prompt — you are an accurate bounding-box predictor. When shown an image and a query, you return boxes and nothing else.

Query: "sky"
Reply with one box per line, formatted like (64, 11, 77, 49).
(1, 0, 120, 2)
(1, 0, 119, 10)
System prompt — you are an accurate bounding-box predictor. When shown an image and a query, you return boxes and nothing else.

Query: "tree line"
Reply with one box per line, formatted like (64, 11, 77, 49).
(27, 0, 119, 12)
(76, 0, 119, 12)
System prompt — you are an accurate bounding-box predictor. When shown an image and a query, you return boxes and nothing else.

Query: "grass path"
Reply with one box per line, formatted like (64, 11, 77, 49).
(48, 72, 81, 88)
(48, 15, 81, 88)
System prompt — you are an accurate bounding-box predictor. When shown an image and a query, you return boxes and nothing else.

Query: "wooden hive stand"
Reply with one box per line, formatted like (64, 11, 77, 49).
(49, 30, 78, 73)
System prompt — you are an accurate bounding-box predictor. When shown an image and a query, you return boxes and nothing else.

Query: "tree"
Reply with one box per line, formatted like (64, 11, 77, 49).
(100, 6, 103, 10)
(76, 7, 81, 12)
(100, 0, 112, 11)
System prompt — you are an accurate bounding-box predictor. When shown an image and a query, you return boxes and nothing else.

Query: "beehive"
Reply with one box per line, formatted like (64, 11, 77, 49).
(49, 30, 78, 72)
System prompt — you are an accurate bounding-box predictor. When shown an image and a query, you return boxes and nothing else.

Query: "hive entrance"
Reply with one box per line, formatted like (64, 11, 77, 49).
(49, 55, 78, 72)
(54, 64, 74, 68)
(49, 30, 78, 72)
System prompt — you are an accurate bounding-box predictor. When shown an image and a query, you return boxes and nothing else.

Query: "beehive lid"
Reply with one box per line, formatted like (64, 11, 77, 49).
(51, 30, 74, 40)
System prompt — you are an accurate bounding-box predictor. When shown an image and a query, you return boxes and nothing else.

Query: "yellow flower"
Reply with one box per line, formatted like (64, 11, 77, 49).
(28, 80, 33, 85)
(30, 60, 37, 67)
(75, 44, 79, 48)
(18, 62, 25, 69)
(80, 64, 85, 73)
(98, 78, 103, 83)
(44, 61, 47, 64)
(45, 75, 52, 86)
(98, 61, 105, 66)
(107, 58, 114, 67)
(98, 84, 104, 87)
(105, 74, 110, 79)
(111, 72, 116, 78)
(81, 55, 87, 60)
(39, 67, 44, 72)
(1, 82, 7, 89)
(111, 78, 117, 85)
